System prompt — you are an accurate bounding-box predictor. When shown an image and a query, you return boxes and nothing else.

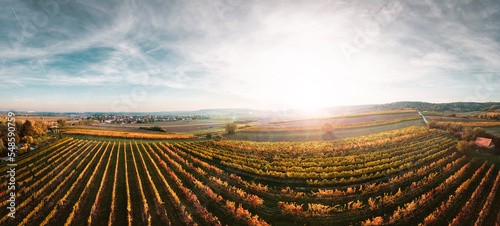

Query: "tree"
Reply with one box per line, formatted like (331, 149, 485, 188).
(321, 122, 334, 134)
(18, 143, 28, 154)
(457, 140, 473, 153)
(0, 124, 7, 148)
(16, 121, 24, 135)
(22, 120, 36, 137)
(57, 118, 67, 127)
(225, 123, 238, 135)
(34, 121, 48, 137)
(446, 123, 462, 134)
(450, 123, 463, 133)
(22, 136, 33, 144)
(473, 127, 486, 138)
(462, 127, 474, 141)
(0, 124, 20, 148)
(493, 138, 500, 155)
(0, 139, 5, 156)
(428, 121, 437, 129)
(205, 133, 213, 139)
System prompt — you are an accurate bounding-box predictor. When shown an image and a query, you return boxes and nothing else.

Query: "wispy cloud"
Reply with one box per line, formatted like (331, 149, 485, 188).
(0, 0, 499, 111)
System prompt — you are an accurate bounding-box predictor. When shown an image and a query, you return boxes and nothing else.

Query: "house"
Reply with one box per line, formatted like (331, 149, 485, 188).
(50, 125, 59, 133)
(474, 137, 495, 148)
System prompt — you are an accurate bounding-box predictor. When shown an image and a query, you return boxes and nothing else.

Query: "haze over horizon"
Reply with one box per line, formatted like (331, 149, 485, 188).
(1, 0, 499, 112)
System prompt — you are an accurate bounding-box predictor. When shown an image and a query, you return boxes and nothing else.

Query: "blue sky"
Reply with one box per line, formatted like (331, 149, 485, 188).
(1, 0, 499, 112)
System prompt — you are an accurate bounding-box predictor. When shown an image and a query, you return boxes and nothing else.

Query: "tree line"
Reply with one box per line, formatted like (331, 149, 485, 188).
(373, 101, 500, 112)
(0, 118, 75, 156)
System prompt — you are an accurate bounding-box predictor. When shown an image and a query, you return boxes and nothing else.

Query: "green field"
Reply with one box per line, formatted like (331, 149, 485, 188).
(485, 126, 500, 136)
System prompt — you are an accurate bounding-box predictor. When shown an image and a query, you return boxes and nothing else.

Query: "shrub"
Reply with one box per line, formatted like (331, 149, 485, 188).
(457, 140, 473, 153)
(322, 122, 334, 134)
(225, 123, 237, 134)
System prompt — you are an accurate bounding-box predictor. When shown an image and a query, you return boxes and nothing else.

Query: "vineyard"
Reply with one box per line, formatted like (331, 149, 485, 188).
(239, 116, 422, 132)
(1, 126, 500, 225)
(61, 128, 196, 139)
(435, 121, 500, 127)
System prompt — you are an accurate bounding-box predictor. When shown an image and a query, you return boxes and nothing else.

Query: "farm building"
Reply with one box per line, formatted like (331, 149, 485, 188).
(474, 137, 495, 148)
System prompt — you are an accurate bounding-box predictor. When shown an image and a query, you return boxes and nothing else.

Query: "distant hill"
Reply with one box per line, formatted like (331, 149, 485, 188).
(371, 101, 500, 112)
(482, 105, 500, 112)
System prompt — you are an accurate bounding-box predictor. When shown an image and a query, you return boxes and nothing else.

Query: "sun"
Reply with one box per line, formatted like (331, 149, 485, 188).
(248, 53, 354, 110)
(222, 16, 373, 110)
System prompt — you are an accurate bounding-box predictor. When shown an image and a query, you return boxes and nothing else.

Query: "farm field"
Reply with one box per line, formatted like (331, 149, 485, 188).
(485, 127, 500, 137)
(420, 111, 482, 117)
(75, 111, 419, 135)
(426, 116, 499, 122)
(61, 128, 196, 139)
(426, 116, 478, 121)
(79, 118, 248, 134)
(2, 126, 500, 225)
(241, 117, 422, 132)
(80, 120, 229, 133)
(227, 118, 426, 142)
(0, 114, 72, 122)
(256, 111, 419, 128)
(434, 121, 500, 128)
(441, 111, 482, 117)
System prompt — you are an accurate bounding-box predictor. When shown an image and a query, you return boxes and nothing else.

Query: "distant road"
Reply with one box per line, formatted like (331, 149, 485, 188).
(419, 111, 428, 124)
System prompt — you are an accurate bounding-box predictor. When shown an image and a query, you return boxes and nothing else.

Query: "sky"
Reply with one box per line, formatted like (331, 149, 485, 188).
(1, 0, 499, 112)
